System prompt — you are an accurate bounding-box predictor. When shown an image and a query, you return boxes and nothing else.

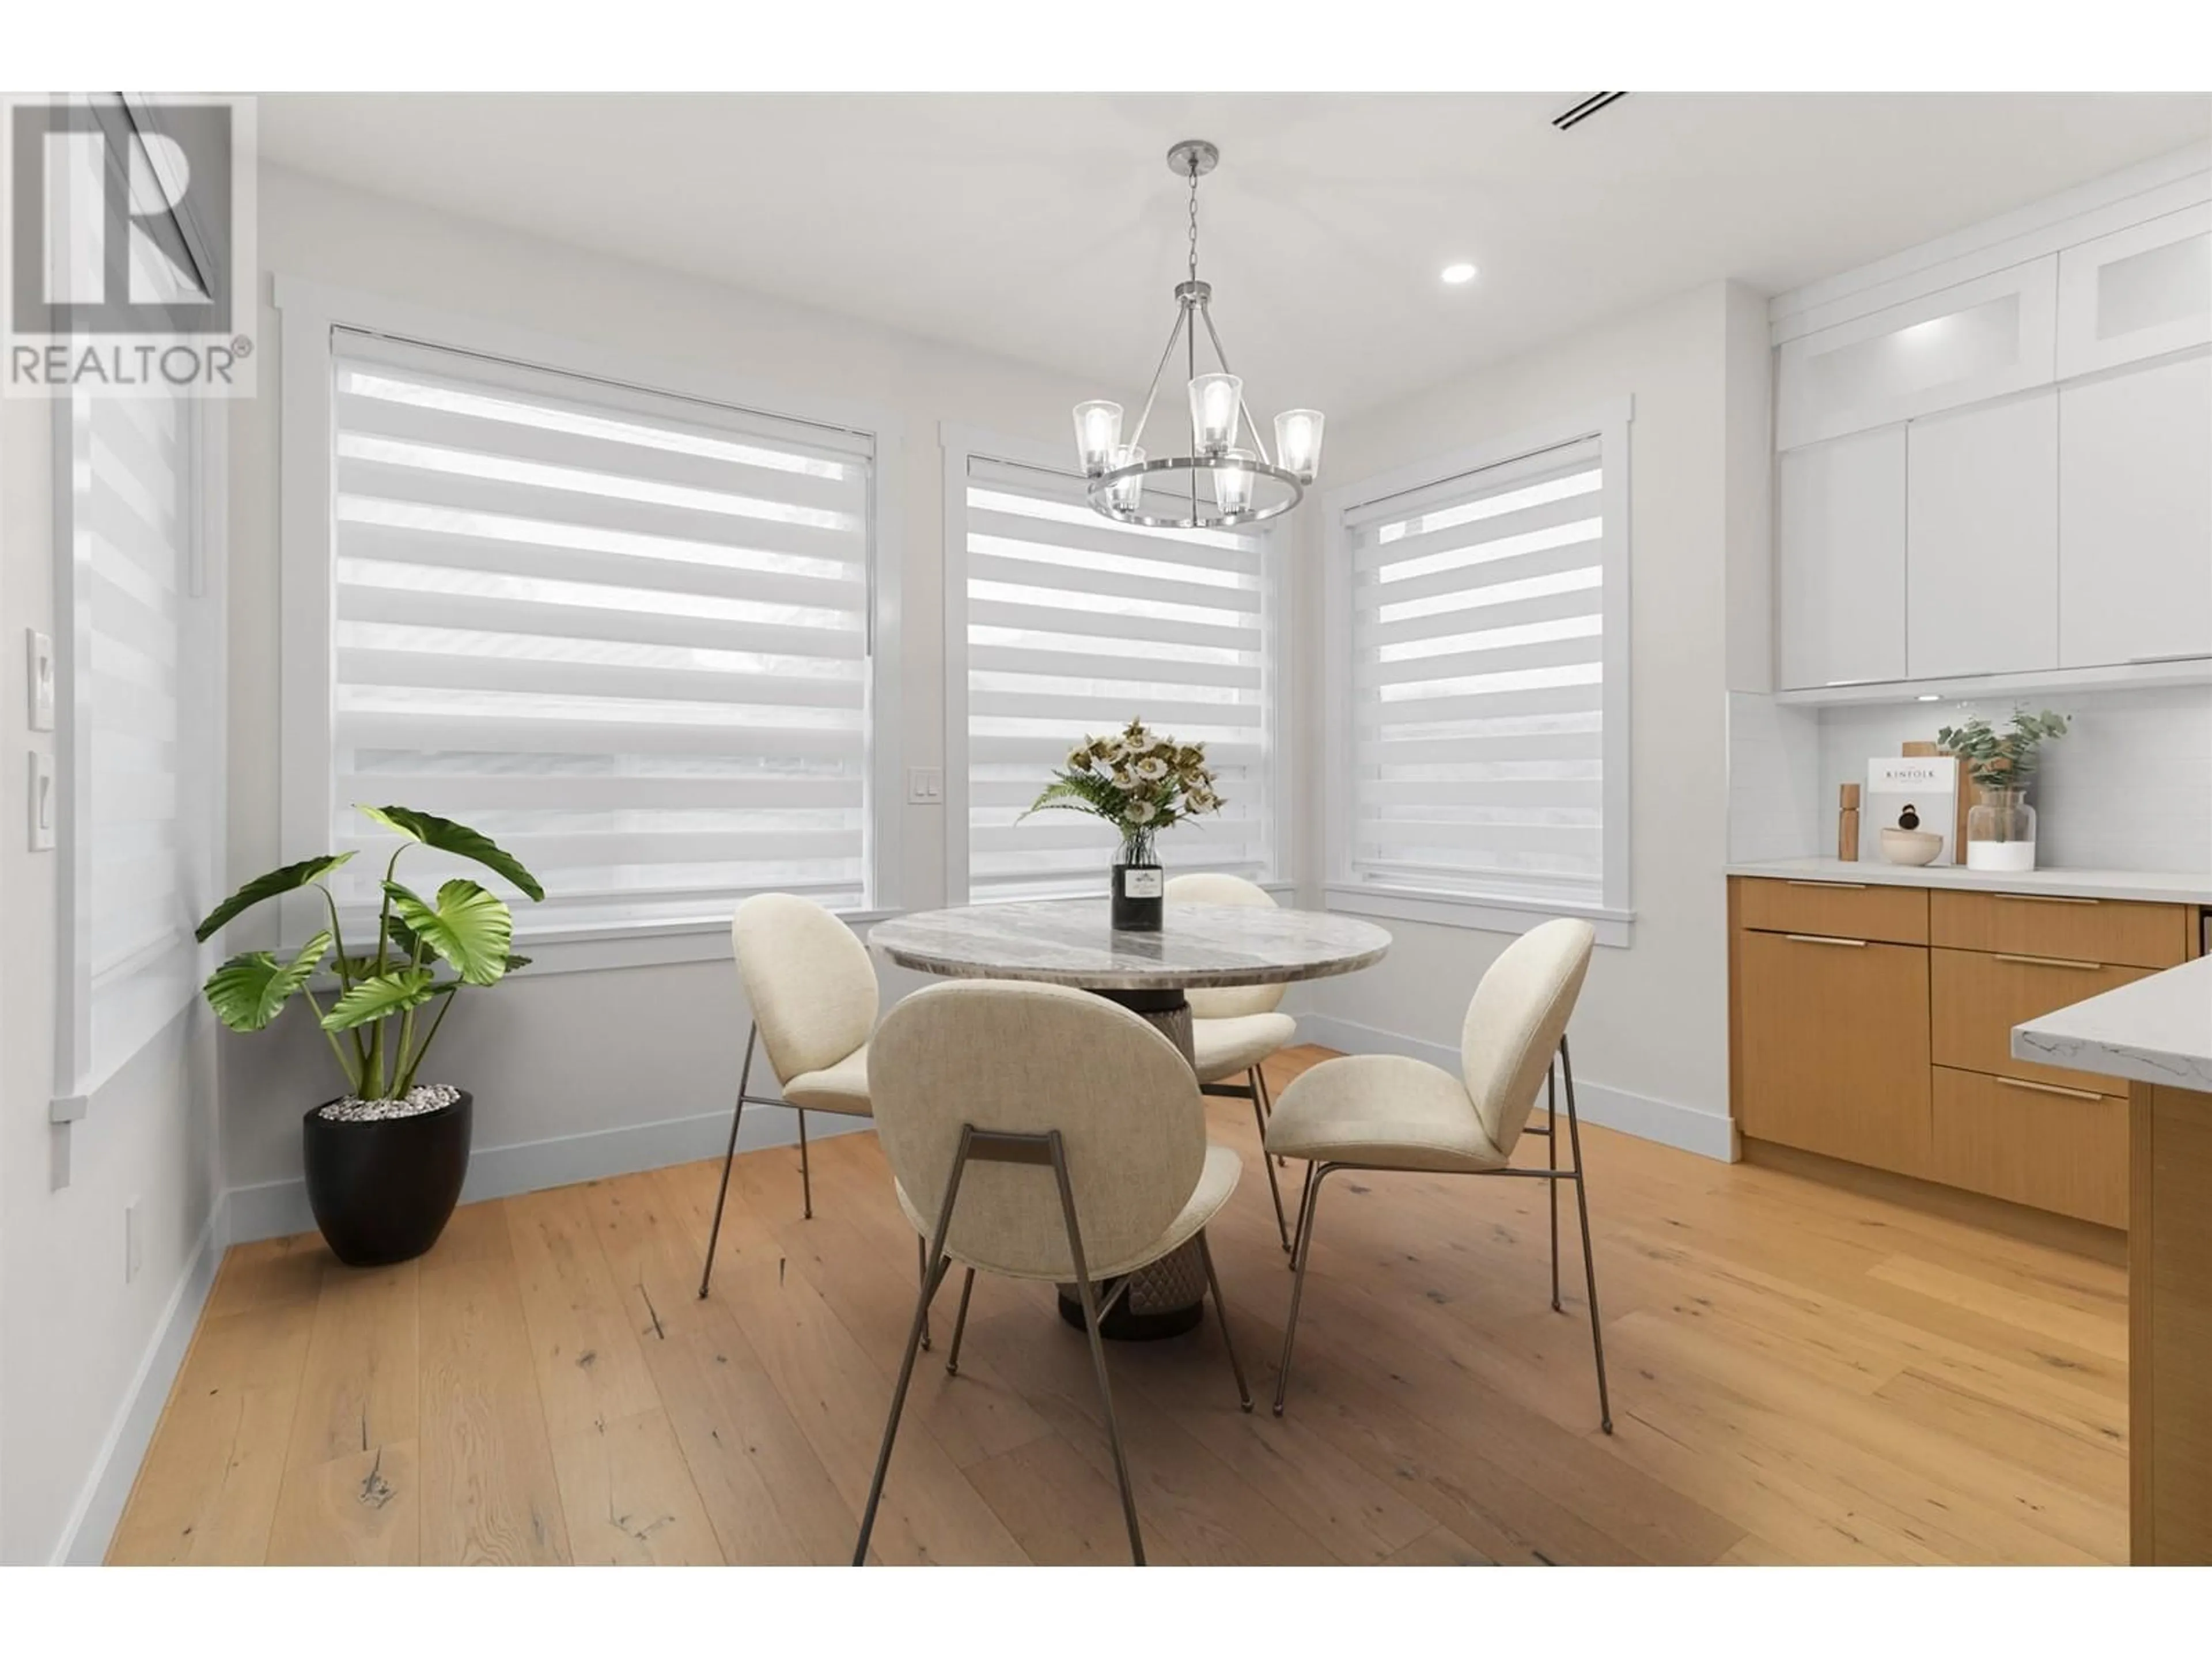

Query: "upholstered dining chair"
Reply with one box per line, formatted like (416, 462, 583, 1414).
(698, 893, 878, 1298)
(1164, 872, 1297, 1252)
(1263, 918, 1611, 1430)
(853, 979, 1252, 1567)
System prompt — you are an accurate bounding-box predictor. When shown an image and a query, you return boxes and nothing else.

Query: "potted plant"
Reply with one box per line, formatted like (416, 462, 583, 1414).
(1937, 707, 2070, 873)
(1025, 717, 1222, 930)
(194, 805, 543, 1266)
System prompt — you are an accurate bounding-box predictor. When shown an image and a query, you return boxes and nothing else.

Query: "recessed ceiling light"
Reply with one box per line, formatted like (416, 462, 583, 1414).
(1440, 262, 1478, 285)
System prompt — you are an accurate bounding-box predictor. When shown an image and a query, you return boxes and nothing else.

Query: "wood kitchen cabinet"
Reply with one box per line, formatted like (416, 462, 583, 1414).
(1731, 874, 2200, 1226)
(1736, 927, 1933, 1176)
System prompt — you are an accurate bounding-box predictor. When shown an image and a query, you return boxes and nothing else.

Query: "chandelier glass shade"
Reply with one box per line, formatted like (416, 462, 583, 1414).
(1073, 140, 1323, 530)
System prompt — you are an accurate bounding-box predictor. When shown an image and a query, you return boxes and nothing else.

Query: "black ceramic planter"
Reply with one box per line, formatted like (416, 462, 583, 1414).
(1111, 861, 1164, 931)
(302, 1090, 472, 1267)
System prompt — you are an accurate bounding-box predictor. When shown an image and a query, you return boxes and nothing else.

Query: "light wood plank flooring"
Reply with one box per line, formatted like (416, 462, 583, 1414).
(109, 1047, 2128, 1565)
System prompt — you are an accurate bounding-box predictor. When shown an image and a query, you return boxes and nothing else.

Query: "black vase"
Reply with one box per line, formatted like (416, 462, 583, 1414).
(302, 1090, 473, 1267)
(1111, 860, 1164, 931)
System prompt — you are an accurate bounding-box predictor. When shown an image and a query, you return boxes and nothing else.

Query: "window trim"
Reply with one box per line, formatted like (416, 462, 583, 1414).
(272, 276, 905, 968)
(940, 421, 1294, 906)
(1322, 396, 1634, 946)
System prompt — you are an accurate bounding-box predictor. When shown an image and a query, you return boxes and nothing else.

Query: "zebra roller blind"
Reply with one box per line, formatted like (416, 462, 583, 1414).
(1343, 435, 1613, 907)
(959, 453, 1279, 902)
(326, 330, 877, 933)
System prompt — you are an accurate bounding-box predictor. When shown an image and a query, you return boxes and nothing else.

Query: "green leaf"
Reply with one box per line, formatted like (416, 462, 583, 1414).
(194, 854, 354, 944)
(320, 968, 440, 1032)
(384, 878, 514, 986)
(202, 931, 334, 1032)
(355, 805, 545, 902)
(503, 954, 532, 974)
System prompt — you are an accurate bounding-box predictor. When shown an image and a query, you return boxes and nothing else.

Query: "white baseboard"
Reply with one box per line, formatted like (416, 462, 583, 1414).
(224, 1097, 869, 1247)
(1296, 1014, 1740, 1164)
(55, 1203, 226, 1566)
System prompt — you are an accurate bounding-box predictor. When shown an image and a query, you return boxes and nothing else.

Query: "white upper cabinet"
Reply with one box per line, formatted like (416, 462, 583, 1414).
(1777, 259, 2058, 450)
(2056, 205, 2212, 380)
(1907, 391, 2059, 680)
(2058, 351, 2212, 669)
(1778, 425, 1907, 690)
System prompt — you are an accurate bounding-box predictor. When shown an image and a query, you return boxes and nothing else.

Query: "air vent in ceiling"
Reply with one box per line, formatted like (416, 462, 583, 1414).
(1553, 92, 1628, 131)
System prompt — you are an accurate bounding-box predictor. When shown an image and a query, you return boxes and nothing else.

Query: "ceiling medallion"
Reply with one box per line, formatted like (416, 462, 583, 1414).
(1072, 139, 1323, 531)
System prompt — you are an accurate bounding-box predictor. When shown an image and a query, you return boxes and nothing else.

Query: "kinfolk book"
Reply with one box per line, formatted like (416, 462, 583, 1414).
(1864, 755, 1961, 865)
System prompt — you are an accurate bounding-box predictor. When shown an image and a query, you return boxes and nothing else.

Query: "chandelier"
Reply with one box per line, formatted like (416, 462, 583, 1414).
(1072, 139, 1323, 530)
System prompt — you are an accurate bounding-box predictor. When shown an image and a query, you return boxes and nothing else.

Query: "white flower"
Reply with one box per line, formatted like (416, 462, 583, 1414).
(1131, 729, 1162, 753)
(1127, 800, 1158, 824)
(1101, 738, 1130, 763)
(1112, 767, 1137, 789)
(1065, 744, 1093, 771)
(1132, 755, 1168, 781)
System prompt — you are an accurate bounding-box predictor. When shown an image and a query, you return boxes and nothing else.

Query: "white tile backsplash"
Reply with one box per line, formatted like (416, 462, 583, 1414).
(1730, 685, 2212, 874)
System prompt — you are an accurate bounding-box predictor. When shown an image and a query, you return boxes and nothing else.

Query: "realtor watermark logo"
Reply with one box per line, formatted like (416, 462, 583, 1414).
(3, 93, 257, 397)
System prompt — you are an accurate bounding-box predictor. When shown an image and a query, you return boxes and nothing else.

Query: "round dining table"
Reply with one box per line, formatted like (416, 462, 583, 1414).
(868, 897, 1391, 1338)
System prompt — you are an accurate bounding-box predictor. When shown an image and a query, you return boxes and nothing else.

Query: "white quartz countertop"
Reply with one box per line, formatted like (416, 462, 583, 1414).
(2012, 956, 2212, 1093)
(1728, 857, 2212, 906)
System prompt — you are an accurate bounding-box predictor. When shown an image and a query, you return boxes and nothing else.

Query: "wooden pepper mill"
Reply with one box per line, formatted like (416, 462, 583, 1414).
(1838, 782, 1861, 862)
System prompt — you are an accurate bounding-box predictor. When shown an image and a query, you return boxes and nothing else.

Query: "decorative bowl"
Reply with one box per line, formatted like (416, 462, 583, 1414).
(1879, 827, 1944, 866)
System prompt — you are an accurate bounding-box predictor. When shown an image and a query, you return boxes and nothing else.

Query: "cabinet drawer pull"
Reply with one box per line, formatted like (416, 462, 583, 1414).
(1999, 893, 2099, 906)
(1993, 952, 2104, 971)
(1785, 880, 1868, 891)
(1784, 933, 1868, 947)
(1995, 1075, 2107, 1103)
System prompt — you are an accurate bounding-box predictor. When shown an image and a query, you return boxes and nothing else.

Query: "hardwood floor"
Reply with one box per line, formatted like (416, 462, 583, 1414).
(107, 1046, 2129, 1565)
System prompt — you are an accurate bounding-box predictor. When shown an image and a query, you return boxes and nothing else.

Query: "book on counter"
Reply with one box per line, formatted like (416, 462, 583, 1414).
(1863, 754, 1961, 865)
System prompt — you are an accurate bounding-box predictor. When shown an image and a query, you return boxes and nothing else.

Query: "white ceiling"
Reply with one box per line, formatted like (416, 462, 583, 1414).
(257, 92, 2212, 416)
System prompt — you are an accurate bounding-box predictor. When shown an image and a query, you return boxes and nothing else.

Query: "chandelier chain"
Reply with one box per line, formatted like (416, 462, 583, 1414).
(1186, 162, 1200, 285)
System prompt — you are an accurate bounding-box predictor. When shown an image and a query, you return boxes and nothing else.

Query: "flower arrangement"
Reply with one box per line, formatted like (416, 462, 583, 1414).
(1936, 707, 2071, 795)
(1025, 717, 1222, 865)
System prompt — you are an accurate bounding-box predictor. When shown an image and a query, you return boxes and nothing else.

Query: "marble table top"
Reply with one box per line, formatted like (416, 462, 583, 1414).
(2012, 955, 2212, 1094)
(869, 900, 1392, 991)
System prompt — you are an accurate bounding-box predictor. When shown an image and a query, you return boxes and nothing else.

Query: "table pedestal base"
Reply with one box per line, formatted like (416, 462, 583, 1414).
(1055, 986, 1208, 1341)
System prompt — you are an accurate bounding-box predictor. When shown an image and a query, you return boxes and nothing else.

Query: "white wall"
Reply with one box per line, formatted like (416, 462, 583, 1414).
(1, 395, 224, 1564)
(1286, 281, 1755, 1160)
(218, 166, 1109, 1211)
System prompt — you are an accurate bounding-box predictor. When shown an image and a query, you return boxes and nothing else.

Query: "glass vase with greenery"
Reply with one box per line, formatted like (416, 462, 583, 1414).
(1935, 707, 2071, 795)
(193, 805, 544, 1104)
(1025, 718, 1222, 927)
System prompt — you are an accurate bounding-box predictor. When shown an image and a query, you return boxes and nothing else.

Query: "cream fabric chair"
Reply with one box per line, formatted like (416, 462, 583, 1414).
(853, 979, 1252, 1567)
(698, 893, 879, 1298)
(1263, 918, 1611, 1428)
(1165, 872, 1297, 1251)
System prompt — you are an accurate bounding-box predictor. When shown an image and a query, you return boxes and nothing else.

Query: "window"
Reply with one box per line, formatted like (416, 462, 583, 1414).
(56, 384, 224, 1109)
(287, 307, 888, 945)
(947, 438, 1283, 902)
(1327, 402, 1631, 941)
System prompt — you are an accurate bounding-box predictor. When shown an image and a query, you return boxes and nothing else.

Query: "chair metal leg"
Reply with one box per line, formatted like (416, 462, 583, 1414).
(797, 1107, 813, 1220)
(1287, 1160, 1317, 1270)
(917, 1233, 933, 1352)
(1249, 1070, 1291, 1253)
(944, 1267, 978, 1377)
(1048, 1131, 1145, 1566)
(854, 1129, 974, 1566)
(1273, 1162, 1336, 1416)
(1196, 1232, 1252, 1412)
(698, 1026, 756, 1299)
(1547, 1062, 1562, 1313)
(1256, 1062, 1287, 1170)
(1560, 1036, 1613, 1435)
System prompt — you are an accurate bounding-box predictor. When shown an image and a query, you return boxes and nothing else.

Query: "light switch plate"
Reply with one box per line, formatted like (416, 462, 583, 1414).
(26, 628, 55, 732)
(28, 750, 55, 850)
(906, 766, 945, 805)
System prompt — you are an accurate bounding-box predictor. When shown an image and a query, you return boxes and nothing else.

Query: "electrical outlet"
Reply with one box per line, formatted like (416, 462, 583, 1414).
(906, 766, 945, 805)
(26, 628, 55, 731)
(28, 750, 55, 850)
(124, 1198, 143, 1283)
